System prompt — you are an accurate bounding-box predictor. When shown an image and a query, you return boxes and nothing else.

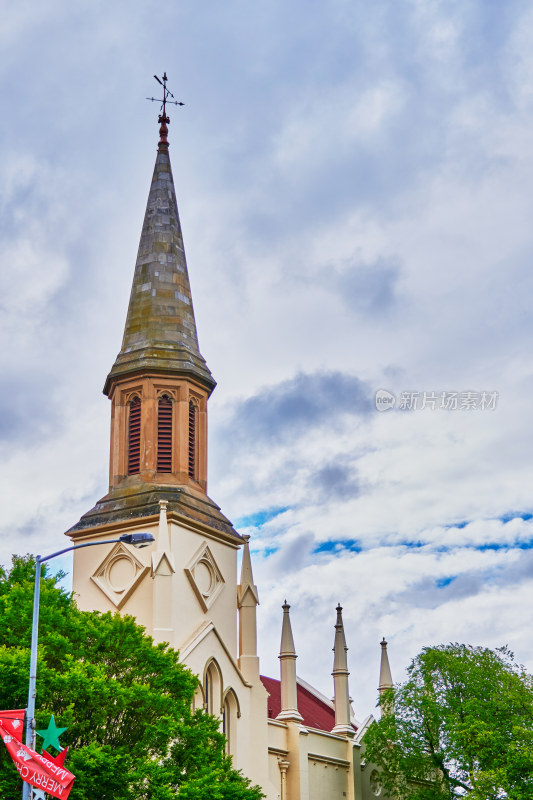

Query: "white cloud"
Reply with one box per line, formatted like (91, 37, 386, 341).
(1, 0, 533, 721)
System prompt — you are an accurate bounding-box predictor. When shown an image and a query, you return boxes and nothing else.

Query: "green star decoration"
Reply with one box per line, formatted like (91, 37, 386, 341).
(36, 715, 67, 753)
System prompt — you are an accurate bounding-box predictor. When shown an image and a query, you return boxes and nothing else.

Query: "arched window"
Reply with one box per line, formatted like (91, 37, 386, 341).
(222, 688, 239, 757)
(157, 394, 173, 472)
(188, 400, 198, 480)
(193, 681, 204, 713)
(128, 396, 141, 475)
(203, 659, 222, 716)
(204, 669, 211, 713)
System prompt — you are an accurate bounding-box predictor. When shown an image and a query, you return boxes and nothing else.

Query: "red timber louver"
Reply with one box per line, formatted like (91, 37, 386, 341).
(188, 400, 197, 479)
(157, 395, 173, 472)
(128, 396, 141, 475)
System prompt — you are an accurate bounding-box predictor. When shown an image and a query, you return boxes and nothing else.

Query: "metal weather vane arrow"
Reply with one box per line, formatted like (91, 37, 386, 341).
(146, 72, 184, 119)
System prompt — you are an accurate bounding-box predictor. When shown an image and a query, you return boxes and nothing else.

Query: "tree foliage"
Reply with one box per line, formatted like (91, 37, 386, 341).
(0, 555, 264, 800)
(364, 643, 533, 800)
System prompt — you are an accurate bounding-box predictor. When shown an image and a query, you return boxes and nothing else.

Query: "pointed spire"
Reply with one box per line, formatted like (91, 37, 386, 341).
(378, 637, 394, 715)
(333, 603, 349, 671)
(104, 119, 215, 396)
(68, 105, 242, 541)
(238, 536, 260, 681)
(237, 535, 259, 607)
(379, 637, 393, 691)
(277, 602, 303, 722)
(331, 604, 354, 737)
(280, 601, 296, 656)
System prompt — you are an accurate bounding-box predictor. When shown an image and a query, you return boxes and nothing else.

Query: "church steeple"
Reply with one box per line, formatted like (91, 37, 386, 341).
(103, 114, 214, 396)
(68, 100, 238, 540)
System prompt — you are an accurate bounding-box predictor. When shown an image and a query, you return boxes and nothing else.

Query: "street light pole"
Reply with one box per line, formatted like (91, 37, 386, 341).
(21, 532, 154, 800)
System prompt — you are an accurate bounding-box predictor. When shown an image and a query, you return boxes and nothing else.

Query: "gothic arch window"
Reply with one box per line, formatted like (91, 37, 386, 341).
(127, 396, 141, 475)
(188, 399, 198, 480)
(222, 688, 240, 757)
(203, 658, 222, 716)
(193, 680, 205, 713)
(157, 394, 173, 473)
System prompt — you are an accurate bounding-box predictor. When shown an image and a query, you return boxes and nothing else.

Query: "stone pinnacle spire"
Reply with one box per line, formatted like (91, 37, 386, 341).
(238, 535, 260, 681)
(277, 602, 303, 722)
(379, 637, 394, 715)
(331, 604, 354, 737)
(104, 114, 215, 396)
(238, 535, 259, 607)
(379, 637, 393, 691)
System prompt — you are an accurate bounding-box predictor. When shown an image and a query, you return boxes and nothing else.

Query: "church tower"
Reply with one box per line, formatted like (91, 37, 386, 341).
(67, 94, 270, 792)
(66, 83, 394, 800)
(72, 105, 231, 539)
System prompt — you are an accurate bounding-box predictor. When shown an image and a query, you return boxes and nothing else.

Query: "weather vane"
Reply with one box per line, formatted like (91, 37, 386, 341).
(146, 73, 184, 121)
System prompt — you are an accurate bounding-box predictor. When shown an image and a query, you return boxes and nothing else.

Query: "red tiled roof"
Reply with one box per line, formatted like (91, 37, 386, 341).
(260, 675, 357, 733)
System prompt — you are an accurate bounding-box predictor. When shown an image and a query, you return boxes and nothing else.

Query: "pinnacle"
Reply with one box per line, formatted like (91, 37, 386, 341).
(379, 636, 394, 690)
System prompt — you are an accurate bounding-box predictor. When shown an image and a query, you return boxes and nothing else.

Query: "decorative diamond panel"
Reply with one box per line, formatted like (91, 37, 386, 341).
(184, 542, 224, 611)
(91, 542, 149, 609)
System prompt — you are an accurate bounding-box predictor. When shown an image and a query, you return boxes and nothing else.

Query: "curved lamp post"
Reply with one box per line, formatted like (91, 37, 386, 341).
(21, 532, 154, 800)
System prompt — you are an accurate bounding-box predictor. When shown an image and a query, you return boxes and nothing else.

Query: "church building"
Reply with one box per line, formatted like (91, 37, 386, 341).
(67, 100, 393, 800)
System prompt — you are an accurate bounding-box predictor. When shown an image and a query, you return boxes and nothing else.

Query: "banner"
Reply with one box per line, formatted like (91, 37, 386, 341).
(0, 709, 25, 737)
(0, 717, 75, 799)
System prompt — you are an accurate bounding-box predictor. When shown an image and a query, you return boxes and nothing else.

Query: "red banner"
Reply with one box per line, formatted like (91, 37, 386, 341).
(0, 709, 25, 738)
(0, 717, 75, 799)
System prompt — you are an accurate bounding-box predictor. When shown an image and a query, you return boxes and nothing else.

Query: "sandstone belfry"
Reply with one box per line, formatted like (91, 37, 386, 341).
(67, 92, 393, 799)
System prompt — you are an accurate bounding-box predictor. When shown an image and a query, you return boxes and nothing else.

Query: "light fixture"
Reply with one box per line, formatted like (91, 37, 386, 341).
(119, 532, 155, 548)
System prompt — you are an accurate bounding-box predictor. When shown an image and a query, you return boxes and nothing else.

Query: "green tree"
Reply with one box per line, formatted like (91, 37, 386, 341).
(364, 643, 533, 800)
(0, 555, 264, 800)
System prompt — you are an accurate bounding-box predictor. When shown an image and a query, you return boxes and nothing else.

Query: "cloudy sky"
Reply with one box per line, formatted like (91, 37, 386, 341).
(2, 0, 533, 716)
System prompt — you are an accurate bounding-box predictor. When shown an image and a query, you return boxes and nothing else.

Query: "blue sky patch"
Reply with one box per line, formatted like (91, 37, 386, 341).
(398, 540, 426, 549)
(313, 539, 362, 555)
(474, 539, 533, 552)
(445, 512, 533, 531)
(499, 512, 533, 524)
(436, 576, 456, 588)
(261, 546, 280, 558)
(235, 507, 290, 528)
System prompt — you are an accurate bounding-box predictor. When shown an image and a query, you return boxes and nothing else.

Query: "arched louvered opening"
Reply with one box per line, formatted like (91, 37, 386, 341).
(128, 396, 141, 475)
(188, 400, 197, 480)
(157, 395, 173, 472)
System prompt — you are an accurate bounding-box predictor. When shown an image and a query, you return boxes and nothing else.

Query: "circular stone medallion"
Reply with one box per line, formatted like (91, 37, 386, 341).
(107, 556, 136, 593)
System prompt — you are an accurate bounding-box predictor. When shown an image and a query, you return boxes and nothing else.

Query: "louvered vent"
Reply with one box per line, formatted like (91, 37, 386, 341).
(157, 395, 173, 473)
(188, 401, 197, 479)
(128, 397, 141, 475)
